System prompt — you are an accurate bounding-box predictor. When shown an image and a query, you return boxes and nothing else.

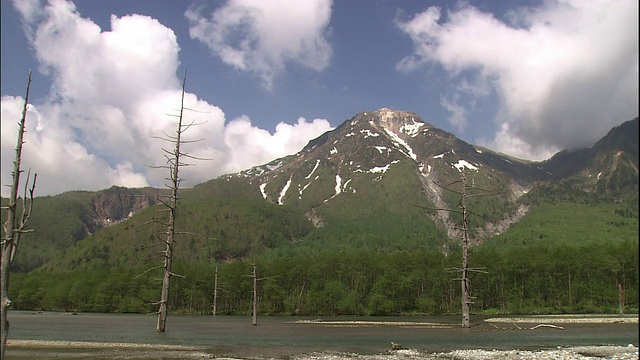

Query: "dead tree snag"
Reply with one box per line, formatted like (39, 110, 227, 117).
(1, 71, 37, 359)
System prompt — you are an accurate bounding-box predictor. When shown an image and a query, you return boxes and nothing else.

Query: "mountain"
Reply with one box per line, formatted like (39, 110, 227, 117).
(7, 109, 638, 272)
(540, 117, 639, 193)
(4, 186, 160, 272)
(242, 108, 548, 243)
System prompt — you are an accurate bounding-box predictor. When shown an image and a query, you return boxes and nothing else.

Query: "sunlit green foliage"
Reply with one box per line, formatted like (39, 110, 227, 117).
(9, 241, 637, 315)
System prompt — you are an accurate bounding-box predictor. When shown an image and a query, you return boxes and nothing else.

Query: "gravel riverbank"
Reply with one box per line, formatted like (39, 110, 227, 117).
(6, 340, 639, 359)
(485, 315, 638, 324)
(431, 345, 639, 359)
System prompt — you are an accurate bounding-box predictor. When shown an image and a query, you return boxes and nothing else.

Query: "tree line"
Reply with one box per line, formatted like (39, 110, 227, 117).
(8, 240, 638, 316)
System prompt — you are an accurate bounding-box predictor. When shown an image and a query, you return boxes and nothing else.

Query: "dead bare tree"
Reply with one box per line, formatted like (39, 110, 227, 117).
(210, 260, 232, 316)
(618, 282, 624, 315)
(245, 257, 278, 325)
(1, 71, 37, 359)
(211, 261, 219, 315)
(413, 169, 488, 328)
(252, 258, 258, 325)
(143, 72, 207, 332)
(244, 258, 260, 325)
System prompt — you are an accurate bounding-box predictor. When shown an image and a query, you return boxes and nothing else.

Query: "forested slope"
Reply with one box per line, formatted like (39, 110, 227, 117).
(4, 114, 637, 316)
(8, 182, 638, 316)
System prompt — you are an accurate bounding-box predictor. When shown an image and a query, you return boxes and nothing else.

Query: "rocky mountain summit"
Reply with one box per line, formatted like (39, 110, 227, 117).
(227, 108, 636, 244)
(9, 109, 638, 270)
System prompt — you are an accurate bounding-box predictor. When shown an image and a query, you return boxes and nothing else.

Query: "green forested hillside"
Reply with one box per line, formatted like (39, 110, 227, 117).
(7, 182, 638, 316)
(484, 197, 638, 248)
(9, 240, 637, 315)
(2, 192, 95, 272)
(4, 115, 637, 317)
(41, 197, 315, 271)
(3, 186, 160, 272)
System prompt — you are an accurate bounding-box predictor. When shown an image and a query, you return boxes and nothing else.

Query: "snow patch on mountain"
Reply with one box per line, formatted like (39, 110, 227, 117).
(324, 174, 343, 202)
(299, 175, 318, 198)
(343, 178, 352, 192)
(355, 160, 400, 175)
(434, 150, 457, 159)
(260, 183, 268, 199)
(419, 163, 432, 174)
(306, 159, 320, 179)
(374, 146, 388, 153)
(370, 164, 391, 174)
(268, 161, 283, 170)
(361, 129, 380, 138)
(453, 159, 478, 172)
(400, 122, 425, 137)
(383, 128, 417, 160)
(277, 176, 292, 205)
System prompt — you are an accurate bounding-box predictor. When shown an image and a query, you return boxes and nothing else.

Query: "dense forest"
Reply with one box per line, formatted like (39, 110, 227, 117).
(8, 239, 638, 316)
(5, 181, 639, 317)
(3, 116, 638, 318)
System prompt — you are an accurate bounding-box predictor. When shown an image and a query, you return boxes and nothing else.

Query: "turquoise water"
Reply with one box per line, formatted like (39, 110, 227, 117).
(6, 311, 639, 359)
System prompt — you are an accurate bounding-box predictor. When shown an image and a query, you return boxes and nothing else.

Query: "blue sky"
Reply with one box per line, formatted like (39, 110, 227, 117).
(1, 0, 637, 196)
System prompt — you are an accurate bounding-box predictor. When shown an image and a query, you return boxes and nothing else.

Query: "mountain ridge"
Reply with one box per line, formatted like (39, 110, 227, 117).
(4, 109, 638, 271)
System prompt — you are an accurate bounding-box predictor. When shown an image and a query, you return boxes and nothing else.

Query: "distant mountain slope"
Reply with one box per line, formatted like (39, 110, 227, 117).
(539, 117, 639, 193)
(4, 186, 159, 272)
(6, 109, 638, 272)
(242, 109, 548, 242)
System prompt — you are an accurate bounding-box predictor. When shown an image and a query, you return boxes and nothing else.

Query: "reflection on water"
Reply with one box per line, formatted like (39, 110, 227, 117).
(6, 311, 639, 359)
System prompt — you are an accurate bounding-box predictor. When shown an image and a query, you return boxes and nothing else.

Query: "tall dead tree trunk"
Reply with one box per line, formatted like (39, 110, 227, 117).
(151, 73, 204, 332)
(1, 71, 37, 359)
(618, 282, 624, 315)
(252, 258, 258, 326)
(212, 262, 218, 315)
(460, 171, 471, 328)
(413, 169, 487, 328)
(149, 72, 208, 331)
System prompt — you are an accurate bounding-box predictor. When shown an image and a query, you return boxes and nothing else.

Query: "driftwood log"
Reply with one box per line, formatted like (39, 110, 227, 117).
(488, 323, 564, 330)
(531, 324, 565, 330)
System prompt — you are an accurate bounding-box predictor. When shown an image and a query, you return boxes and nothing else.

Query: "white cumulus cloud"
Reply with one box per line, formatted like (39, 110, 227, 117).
(1, 0, 332, 197)
(185, 0, 333, 90)
(397, 0, 638, 160)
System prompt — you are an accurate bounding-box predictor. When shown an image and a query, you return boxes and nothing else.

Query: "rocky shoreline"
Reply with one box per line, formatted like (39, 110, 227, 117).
(485, 315, 638, 324)
(429, 345, 639, 360)
(6, 340, 639, 359)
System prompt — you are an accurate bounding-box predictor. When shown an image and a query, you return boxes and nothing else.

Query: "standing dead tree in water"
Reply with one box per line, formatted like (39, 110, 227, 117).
(245, 258, 261, 325)
(244, 257, 278, 325)
(1, 71, 37, 359)
(212, 261, 219, 315)
(413, 170, 488, 328)
(142, 73, 207, 332)
(252, 259, 258, 325)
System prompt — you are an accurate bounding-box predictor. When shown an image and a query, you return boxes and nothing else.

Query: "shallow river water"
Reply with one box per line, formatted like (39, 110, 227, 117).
(5, 311, 638, 359)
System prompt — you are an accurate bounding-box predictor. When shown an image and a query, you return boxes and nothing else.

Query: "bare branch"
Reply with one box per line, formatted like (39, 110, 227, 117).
(182, 107, 209, 114)
(169, 272, 185, 279)
(135, 265, 165, 279)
